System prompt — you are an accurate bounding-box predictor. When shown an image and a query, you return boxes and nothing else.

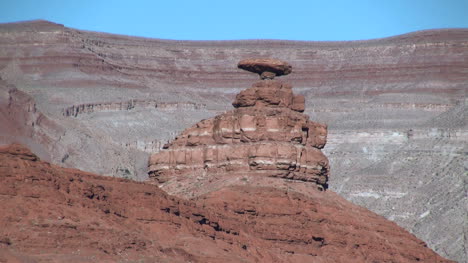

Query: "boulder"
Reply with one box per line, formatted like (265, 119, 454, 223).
(238, 58, 292, 79)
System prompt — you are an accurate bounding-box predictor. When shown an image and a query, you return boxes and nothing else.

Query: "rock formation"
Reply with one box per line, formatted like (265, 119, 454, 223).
(0, 78, 62, 161)
(1, 20, 466, 261)
(0, 143, 453, 262)
(148, 59, 330, 190)
(237, 58, 292, 79)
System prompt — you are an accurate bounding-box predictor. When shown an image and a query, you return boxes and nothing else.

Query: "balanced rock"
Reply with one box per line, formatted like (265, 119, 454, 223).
(148, 59, 329, 190)
(238, 58, 292, 79)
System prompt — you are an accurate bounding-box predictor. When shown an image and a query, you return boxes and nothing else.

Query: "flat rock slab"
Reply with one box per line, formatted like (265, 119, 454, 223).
(238, 58, 292, 78)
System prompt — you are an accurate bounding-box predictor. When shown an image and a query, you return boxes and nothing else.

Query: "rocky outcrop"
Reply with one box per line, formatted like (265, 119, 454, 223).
(62, 100, 206, 117)
(0, 143, 453, 262)
(238, 58, 292, 79)
(233, 80, 305, 112)
(148, 59, 329, 189)
(0, 79, 62, 161)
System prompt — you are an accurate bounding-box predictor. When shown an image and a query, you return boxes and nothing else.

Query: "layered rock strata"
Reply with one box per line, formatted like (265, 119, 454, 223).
(148, 59, 329, 189)
(62, 100, 206, 117)
(1, 21, 466, 261)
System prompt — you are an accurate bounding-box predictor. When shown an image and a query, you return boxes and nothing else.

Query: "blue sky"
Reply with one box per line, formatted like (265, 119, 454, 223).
(1, 0, 467, 41)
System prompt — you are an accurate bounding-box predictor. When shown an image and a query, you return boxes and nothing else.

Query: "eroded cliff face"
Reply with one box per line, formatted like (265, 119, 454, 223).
(0, 144, 453, 262)
(149, 61, 330, 194)
(0, 78, 62, 161)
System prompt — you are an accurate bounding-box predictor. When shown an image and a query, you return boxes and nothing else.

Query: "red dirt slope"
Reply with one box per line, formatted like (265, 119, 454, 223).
(0, 144, 452, 262)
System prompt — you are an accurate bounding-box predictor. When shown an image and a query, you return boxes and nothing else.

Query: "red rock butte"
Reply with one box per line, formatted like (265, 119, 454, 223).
(148, 59, 330, 190)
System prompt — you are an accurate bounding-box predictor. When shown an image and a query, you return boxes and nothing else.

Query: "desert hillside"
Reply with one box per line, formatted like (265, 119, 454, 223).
(0, 143, 453, 262)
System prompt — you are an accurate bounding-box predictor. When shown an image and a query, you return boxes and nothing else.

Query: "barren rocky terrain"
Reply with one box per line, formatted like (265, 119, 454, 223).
(0, 20, 467, 261)
(0, 143, 453, 262)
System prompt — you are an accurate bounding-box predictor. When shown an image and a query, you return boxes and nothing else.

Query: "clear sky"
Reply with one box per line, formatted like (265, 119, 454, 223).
(1, 0, 467, 41)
